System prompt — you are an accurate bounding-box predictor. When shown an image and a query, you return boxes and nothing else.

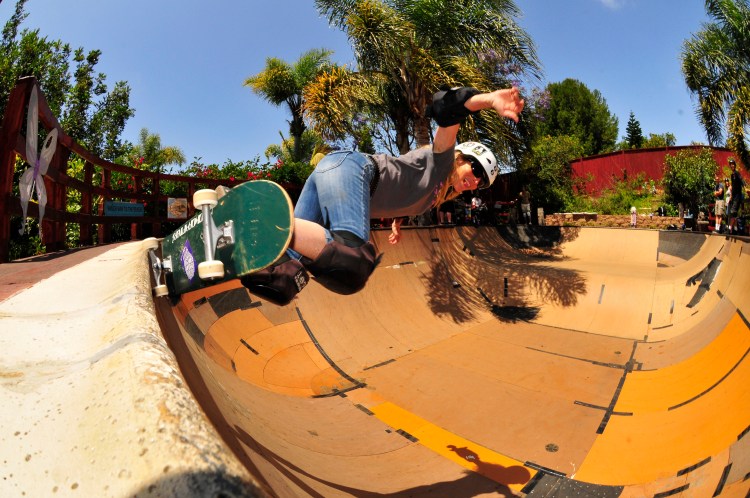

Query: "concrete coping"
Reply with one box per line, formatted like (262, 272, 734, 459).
(0, 241, 262, 497)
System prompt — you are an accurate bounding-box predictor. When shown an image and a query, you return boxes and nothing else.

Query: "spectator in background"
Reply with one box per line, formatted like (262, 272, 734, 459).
(438, 200, 454, 225)
(728, 159, 745, 234)
(518, 187, 531, 225)
(714, 172, 726, 233)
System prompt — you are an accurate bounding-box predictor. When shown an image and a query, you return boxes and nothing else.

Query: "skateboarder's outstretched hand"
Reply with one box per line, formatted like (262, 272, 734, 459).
(388, 219, 402, 245)
(466, 87, 525, 123)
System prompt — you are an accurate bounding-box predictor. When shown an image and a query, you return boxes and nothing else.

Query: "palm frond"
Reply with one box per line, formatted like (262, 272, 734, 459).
(244, 58, 297, 105)
(303, 65, 379, 140)
(682, 2, 750, 152)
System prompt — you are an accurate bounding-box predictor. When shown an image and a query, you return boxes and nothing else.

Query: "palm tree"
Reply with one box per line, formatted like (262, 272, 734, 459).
(306, 0, 540, 154)
(244, 48, 333, 162)
(682, 0, 750, 165)
(131, 127, 186, 174)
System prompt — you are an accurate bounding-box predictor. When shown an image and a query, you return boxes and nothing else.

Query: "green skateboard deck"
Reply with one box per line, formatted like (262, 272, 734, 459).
(145, 180, 293, 296)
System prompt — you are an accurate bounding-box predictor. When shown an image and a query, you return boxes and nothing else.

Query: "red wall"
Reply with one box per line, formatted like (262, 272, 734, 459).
(571, 146, 740, 195)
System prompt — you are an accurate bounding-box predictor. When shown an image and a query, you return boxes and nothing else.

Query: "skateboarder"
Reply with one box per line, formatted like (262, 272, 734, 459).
(243, 86, 524, 305)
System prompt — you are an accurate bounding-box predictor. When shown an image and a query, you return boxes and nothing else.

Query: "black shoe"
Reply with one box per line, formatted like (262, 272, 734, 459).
(240, 258, 309, 306)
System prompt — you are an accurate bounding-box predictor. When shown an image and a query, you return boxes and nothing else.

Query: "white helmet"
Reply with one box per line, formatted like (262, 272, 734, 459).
(455, 142, 498, 189)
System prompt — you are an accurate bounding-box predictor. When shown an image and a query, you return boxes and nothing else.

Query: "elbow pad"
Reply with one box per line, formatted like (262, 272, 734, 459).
(425, 87, 481, 127)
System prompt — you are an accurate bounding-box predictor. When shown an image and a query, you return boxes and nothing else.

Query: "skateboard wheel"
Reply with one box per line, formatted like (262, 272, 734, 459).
(198, 260, 224, 280)
(142, 237, 159, 250)
(153, 284, 169, 297)
(194, 189, 219, 209)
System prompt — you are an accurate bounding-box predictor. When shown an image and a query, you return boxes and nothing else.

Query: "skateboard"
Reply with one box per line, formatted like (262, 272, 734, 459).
(144, 180, 294, 296)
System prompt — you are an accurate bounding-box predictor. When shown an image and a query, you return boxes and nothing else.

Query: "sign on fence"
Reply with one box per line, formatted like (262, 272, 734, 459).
(104, 201, 145, 217)
(167, 198, 188, 220)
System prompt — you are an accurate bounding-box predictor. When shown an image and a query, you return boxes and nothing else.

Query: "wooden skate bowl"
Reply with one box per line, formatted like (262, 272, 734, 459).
(154, 226, 750, 497)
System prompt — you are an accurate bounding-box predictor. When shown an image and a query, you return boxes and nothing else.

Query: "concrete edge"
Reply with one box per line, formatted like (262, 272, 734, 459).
(0, 241, 263, 497)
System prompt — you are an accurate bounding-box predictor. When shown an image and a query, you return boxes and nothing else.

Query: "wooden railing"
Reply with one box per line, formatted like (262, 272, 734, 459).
(0, 77, 300, 263)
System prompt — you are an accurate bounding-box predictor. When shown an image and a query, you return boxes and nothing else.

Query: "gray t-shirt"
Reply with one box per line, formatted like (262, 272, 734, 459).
(369, 147, 455, 218)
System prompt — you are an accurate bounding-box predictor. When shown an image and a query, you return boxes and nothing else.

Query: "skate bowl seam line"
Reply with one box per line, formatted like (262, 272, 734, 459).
(239, 339, 259, 355)
(526, 346, 631, 369)
(295, 306, 365, 391)
(677, 455, 711, 476)
(737, 424, 750, 441)
(668, 342, 750, 411)
(597, 341, 638, 434)
(654, 483, 690, 497)
(523, 461, 566, 478)
(714, 463, 732, 496)
(574, 400, 634, 416)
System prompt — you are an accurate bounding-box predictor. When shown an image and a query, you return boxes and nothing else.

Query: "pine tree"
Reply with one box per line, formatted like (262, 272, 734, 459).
(625, 111, 644, 149)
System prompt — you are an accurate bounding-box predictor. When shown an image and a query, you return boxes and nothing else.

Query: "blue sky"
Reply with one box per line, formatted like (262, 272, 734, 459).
(1, 0, 710, 168)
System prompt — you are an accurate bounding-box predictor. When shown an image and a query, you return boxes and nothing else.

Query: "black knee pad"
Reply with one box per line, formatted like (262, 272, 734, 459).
(240, 258, 309, 306)
(304, 232, 380, 295)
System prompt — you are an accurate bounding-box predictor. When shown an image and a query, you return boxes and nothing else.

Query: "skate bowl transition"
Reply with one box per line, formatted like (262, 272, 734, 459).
(2, 225, 750, 497)
(159, 225, 750, 497)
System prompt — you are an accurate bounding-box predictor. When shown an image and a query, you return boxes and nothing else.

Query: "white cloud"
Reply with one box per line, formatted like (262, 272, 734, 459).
(598, 0, 626, 9)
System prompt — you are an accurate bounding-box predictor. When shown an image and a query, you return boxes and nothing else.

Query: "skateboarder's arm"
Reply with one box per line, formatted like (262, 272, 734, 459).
(432, 88, 524, 154)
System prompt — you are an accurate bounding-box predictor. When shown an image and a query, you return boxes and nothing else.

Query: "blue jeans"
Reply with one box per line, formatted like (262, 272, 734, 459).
(288, 151, 374, 258)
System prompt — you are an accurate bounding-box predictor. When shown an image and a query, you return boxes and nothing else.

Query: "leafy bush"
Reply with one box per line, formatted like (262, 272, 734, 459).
(662, 148, 717, 215)
(595, 173, 652, 214)
(565, 173, 661, 215)
(178, 156, 310, 186)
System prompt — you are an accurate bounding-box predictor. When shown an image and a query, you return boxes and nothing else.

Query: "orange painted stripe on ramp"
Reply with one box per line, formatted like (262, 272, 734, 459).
(370, 401, 537, 491)
(576, 312, 750, 485)
(616, 312, 750, 413)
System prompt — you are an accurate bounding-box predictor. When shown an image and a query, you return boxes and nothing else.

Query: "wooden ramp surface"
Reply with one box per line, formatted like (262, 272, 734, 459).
(154, 227, 750, 497)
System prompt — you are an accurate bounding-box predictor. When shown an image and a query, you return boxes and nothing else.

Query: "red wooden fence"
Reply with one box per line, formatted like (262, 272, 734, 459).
(571, 146, 740, 195)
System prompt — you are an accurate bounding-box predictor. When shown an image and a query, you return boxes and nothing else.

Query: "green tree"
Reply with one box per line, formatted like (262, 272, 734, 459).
(682, 0, 750, 165)
(244, 48, 333, 163)
(662, 147, 718, 215)
(523, 134, 584, 213)
(535, 78, 619, 156)
(616, 132, 677, 150)
(61, 47, 104, 142)
(624, 111, 644, 149)
(86, 81, 134, 162)
(642, 132, 677, 148)
(308, 0, 541, 154)
(0, 0, 71, 118)
(0, 0, 133, 160)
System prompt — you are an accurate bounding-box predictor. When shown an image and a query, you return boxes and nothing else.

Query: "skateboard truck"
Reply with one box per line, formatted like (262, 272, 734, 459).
(155, 180, 293, 295)
(143, 237, 169, 297)
(143, 189, 236, 297)
(193, 189, 235, 280)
